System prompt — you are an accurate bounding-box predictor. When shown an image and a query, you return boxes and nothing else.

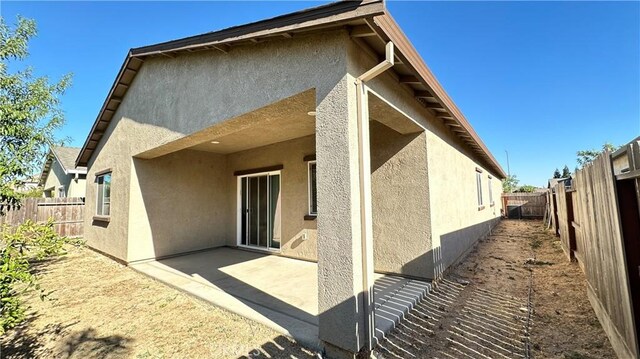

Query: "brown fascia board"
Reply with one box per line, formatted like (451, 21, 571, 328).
(38, 152, 54, 186)
(76, 0, 385, 167)
(131, 0, 385, 56)
(372, 14, 507, 179)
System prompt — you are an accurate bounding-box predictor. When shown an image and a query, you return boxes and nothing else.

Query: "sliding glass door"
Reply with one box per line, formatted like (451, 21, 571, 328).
(239, 172, 281, 250)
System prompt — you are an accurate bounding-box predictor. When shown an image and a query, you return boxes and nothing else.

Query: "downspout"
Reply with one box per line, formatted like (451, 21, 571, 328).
(355, 41, 395, 351)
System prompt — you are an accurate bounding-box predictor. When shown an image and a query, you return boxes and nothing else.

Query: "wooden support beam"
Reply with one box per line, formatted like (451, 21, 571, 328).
(400, 75, 421, 84)
(350, 24, 376, 38)
(110, 97, 123, 104)
(212, 44, 230, 53)
(351, 37, 379, 63)
(159, 52, 175, 58)
(436, 112, 454, 119)
(424, 102, 445, 109)
(282, 32, 293, 38)
(414, 90, 435, 99)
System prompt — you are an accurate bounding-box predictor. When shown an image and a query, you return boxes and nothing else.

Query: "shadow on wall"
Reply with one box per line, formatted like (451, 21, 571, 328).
(369, 120, 421, 173)
(394, 218, 501, 280)
(132, 151, 232, 261)
(434, 217, 502, 279)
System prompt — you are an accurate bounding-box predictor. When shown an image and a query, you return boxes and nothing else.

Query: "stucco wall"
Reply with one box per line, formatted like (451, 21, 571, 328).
(227, 135, 317, 261)
(43, 160, 65, 197)
(67, 177, 86, 198)
(370, 121, 431, 278)
(427, 131, 503, 277)
(83, 31, 349, 262)
(43, 161, 86, 198)
(127, 149, 231, 262)
(347, 39, 503, 279)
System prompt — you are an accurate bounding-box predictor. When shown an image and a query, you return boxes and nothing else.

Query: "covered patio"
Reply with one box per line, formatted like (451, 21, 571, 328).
(130, 247, 431, 350)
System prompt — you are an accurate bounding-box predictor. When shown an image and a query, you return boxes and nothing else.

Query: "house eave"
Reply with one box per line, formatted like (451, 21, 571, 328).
(75, 0, 506, 180)
(367, 13, 507, 179)
(75, 0, 386, 168)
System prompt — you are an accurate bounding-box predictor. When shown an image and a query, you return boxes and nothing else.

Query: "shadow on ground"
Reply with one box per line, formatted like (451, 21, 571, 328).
(236, 335, 316, 358)
(1, 314, 132, 359)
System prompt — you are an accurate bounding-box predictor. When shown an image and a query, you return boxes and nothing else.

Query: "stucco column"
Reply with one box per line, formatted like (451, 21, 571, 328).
(316, 76, 372, 357)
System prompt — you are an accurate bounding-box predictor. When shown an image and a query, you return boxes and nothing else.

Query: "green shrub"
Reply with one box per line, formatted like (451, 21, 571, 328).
(0, 219, 81, 333)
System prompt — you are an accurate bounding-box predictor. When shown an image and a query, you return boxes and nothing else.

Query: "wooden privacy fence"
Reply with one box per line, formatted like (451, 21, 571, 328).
(0, 197, 85, 238)
(551, 137, 640, 359)
(501, 192, 546, 219)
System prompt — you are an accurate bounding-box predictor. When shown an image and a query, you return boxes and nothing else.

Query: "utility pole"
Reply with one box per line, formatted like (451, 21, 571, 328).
(505, 150, 511, 177)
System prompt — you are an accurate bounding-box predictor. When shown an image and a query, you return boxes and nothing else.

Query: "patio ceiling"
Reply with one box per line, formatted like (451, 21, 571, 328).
(136, 90, 316, 159)
(189, 91, 316, 155)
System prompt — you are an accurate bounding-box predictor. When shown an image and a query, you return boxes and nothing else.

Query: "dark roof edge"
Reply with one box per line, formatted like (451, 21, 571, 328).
(132, 0, 383, 56)
(76, 0, 385, 167)
(373, 13, 507, 179)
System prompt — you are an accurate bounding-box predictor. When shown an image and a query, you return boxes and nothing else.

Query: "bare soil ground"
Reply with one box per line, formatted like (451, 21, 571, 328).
(0, 246, 315, 359)
(374, 220, 616, 359)
(1, 220, 617, 359)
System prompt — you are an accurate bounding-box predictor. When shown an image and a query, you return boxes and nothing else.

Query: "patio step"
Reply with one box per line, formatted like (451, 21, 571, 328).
(373, 275, 432, 343)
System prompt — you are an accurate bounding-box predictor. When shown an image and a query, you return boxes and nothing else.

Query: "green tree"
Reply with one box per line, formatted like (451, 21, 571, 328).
(577, 142, 617, 168)
(0, 16, 71, 213)
(553, 168, 561, 178)
(502, 174, 519, 193)
(515, 185, 537, 193)
(562, 165, 571, 178)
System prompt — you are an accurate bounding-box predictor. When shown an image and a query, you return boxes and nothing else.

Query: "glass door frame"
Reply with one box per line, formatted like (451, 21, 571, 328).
(236, 170, 282, 252)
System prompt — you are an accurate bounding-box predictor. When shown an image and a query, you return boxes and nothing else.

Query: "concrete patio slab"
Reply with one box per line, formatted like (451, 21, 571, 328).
(130, 247, 430, 351)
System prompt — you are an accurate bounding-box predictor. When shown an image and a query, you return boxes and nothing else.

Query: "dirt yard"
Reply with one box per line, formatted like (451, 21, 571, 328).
(0, 246, 315, 359)
(2, 220, 617, 359)
(374, 220, 617, 359)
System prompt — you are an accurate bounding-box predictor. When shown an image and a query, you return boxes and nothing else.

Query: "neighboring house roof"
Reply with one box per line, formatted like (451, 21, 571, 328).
(40, 146, 88, 186)
(76, 0, 507, 179)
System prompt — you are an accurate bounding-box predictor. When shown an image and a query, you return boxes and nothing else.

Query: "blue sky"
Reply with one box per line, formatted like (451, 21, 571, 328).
(3, 1, 639, 186)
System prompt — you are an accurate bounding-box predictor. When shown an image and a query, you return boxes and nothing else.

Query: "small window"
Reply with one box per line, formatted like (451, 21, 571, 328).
(476, 171, 483, 208)
(488, 175, 494, 206)
(96, 172, 111, 216)
(58, 186, 66, 198)
(308, 161, 317, 216)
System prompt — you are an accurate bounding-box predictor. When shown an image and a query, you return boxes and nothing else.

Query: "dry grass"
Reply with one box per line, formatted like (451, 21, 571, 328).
(0, 246, 314, 359)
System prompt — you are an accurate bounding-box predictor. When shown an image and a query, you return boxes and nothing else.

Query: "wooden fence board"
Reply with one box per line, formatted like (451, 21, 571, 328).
(501, 193, 547, 218)
(0, 197, 84, 238)
(572, 154, 638, 358)
(555, 185, 576, 260)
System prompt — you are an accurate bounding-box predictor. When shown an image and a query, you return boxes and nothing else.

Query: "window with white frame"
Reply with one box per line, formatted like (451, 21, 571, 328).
(58, 186, 66, 198)
(96, 172, 111, 216)
(308, 161, 317, 216)
(488, 175, 494, 206)
(476, 169, 483, 208)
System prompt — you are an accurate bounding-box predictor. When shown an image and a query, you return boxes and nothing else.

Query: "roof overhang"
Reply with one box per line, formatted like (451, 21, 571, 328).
(76, 0, 506, 179)
(41, 148, 88, 186)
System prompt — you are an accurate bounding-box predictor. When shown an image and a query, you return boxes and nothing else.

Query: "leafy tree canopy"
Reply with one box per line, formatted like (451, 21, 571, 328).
(562, 165, 571, 178)
(553, 168, 561, 178)
(515, 185, 537, 193)
(0, 16, 71, 211)
(577, 142, 618, 168)
(502, 174, 519, 193)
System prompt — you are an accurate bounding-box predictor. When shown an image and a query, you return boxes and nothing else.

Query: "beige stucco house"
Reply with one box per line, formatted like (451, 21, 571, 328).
(75, 1, 505, 357)
(40, 146, 87, 198)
